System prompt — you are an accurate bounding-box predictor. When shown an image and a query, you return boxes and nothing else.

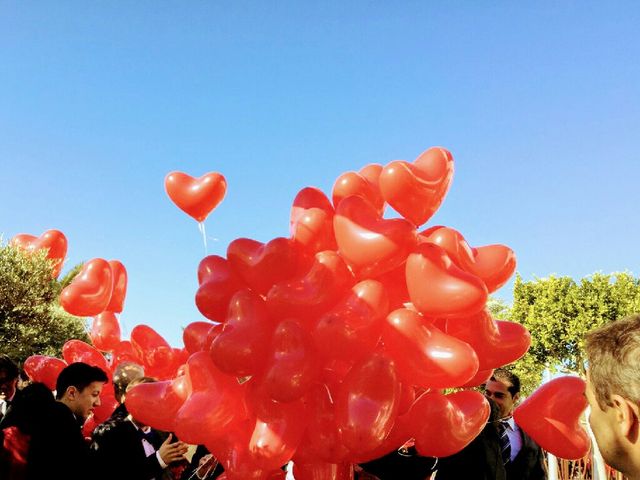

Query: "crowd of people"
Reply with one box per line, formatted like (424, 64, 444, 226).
(1, 313, 640, 480)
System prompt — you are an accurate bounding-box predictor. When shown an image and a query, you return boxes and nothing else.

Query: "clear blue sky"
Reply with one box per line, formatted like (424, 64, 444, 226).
(2, 2, 639, 347)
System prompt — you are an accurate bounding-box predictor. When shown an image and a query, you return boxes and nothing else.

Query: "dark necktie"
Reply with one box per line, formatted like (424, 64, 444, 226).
(498, 420, 511, 465)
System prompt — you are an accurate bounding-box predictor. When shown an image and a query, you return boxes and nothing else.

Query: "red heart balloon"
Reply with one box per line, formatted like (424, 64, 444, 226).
(421, 226, 516, 293)
(410, 390, 490, 457)
(406, 243, 488, 318)
(10, 229, 67, 278)
(379, 147, 454, 226)
(165, 171, 227, 222)
(126, 374, 192, 432)
(266, 250, 354, 320)
(293, 462, 354, 480)
(23, 355, 67, 391)
(335, 353, 401, 455)
(261, 319, 321, 403)
(90, 311, 122, 352)
(445, 309, 531, 370)
(461, 368, 495, 388)
(209, 289, 275, 376)
(110, 340, 143, 368)
(92, 384, 119, 423)
(59, 258, 113, 317)
(314, 279, 389, 362)
(332, 164, 385, 215)
(382, 308, 479, 389)
(130, 324, 176, 371)
(227, 237, 310, 295)
(196, 255, 244, 322)
(334, 195, 417, 278)
(290, 187, 337, 254)
(62, 339, 111, 374)
(183, 321, 216, 354)
(105, 260, 127, 313)
(514, 376, 589, 460)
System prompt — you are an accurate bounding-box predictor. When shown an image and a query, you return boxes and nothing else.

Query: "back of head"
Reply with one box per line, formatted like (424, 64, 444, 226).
(0, 354, 19, 380)
(585, 314, 640, 410)
(55, 362, 109, 400)
(112, 362, 145, 403)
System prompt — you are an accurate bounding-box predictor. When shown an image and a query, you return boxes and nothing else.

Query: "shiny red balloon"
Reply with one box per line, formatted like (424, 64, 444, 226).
(227, 237, 309, 295)
(110, 340, 142, 367)
(334, 195, 417, 278)
(315, 280, 389, 362)
(62, 339, 110, 374)
(209, 289, 275, 376)
(196, 255, 244, 322)
(165, 171, 227, 222)
(406, 243, 487, 318)
(461, 368, 495, 388)
(335, 353, 401, 455)
(90, 311, 122, 352)
(105, 260, 127, 313)
(421, 226, 516, 293)
(514, 376, 589, 460)
(10, 229, 68, 278)
(261, 319, 321, 403)
(266, 250, 354, 320)
(332, 165, 385, 215)
(92, 383, 118, 423)
(379, 147, 454, 226)
(383, 308, 479, 389)
(126, 374, 192, 432)
(290, 187, 337, 253)
(59, 258, 113, 317)
(183, 321, 216, 354)
(445, 309, 531, 370)
(411, 390, 490, 457)
(130, 324, 176, 371)
(23, 355, 67, 391)
(294, 463, 354, 480)
(375, 262, 410, 310)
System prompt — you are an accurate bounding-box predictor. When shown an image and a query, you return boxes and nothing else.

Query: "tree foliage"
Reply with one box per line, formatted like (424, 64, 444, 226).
(505, 272, 640, 395)
(0, 242, 88, 365)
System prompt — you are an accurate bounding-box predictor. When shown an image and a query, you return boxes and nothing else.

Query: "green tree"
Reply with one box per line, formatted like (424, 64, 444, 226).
(0, 242, 89, 364)
(507, 272, 640, 395)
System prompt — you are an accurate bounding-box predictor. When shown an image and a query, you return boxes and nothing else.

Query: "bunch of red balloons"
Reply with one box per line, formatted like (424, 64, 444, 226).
(125, 147, 546, 480)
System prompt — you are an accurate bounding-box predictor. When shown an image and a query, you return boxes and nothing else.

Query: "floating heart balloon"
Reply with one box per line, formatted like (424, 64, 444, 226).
(332, 164, 385, 215)
(406, 243, 488, 318)
(375, 262, 410, 310)
(105, 260, 127, 313)
(183, 321, 215, 354)
(210, 289, 275, 376)
(165, 171, 227, 222)
(335, 353, 401, 455)
(227, 237, 309, 295)
(131, 324, 176, 371)
(445, 309, 531, 370)
(290, 187, 337, 253)
(10, 229, 68, 278)
(514, 376, 589, 460)
(196, 255, 244, 322)
(126, 374, 192, 432)
(59, 258, 113, 317)
(90, 311, 122, 352)
(293, 462, 354, 480)
(23, 355, 67, 391)
(411, 390, 490, 457)
(314, 280, 389, 362)
(110, 340, 142, 367)
(421, 226, 516, 293)
(261, 319, 321, 403)
(379, 147, 454, 226)
(92, 384, 118, 422)
(62, 339, 111, 374)
(334, 195, 417, 278)
(382, 308, 479, 389)
(461, 368, 494, 388)
(267, 250, 354, 320)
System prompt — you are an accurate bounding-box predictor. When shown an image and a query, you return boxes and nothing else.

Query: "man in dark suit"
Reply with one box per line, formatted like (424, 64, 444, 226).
(90, 376, 188, 480)
(483, 368, 547, 480)
(25, 362, 109, 480)
(0, 355, 19, 423)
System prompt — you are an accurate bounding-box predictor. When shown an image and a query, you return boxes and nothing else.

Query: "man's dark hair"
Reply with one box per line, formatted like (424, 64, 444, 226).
(0, 354, 19, 380)
(491, 368, 521, 397)
(55, 362, 108, 400)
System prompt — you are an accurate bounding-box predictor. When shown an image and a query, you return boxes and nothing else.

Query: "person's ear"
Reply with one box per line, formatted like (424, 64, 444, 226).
(65, 385, 78, 401)
(513, 392, 520, 404)
(611, 394, 640, 441)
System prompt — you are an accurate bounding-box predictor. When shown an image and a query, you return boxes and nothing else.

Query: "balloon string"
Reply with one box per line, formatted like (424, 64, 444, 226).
(197, 222, 208, 255)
